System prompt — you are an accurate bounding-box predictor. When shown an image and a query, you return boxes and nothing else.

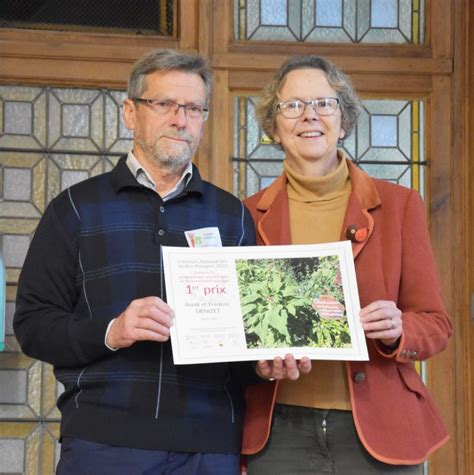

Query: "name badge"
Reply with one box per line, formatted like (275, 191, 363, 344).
(185, 227, 222, 248)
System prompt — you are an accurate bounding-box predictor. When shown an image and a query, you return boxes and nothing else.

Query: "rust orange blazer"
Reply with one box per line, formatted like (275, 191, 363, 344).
(242, 158, 452, 465)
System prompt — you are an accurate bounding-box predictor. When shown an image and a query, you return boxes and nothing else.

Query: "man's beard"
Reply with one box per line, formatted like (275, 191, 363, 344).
(139, 130, 199, 173)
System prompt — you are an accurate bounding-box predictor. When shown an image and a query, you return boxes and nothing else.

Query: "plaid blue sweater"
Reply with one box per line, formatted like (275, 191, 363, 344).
(14, 157, 258, 453)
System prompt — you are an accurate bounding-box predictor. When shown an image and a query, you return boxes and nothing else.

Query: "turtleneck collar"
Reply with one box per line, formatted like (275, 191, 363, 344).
(284, 154, 351, 203)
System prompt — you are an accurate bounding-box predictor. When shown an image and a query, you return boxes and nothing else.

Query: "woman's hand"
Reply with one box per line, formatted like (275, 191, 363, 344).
(256, 354, 312, 381)
(359, 300, 402, 347)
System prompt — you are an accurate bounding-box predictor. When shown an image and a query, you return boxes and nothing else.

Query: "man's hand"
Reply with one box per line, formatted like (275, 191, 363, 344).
(256, 354, 312, 381)
(106, 297, 174, 349)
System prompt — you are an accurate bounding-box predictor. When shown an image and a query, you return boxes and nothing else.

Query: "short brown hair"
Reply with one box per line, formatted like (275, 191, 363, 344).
(257, 55, 361, 142)
(127, 49, 212, 105)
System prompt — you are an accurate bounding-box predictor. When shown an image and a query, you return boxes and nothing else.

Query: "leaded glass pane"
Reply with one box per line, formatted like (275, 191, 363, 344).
(0, 354, 41, 419)
(62, 104, 90, 138)
(233, 96, 425, 198)
(0, 86, 47, 149)
(316, 0, 343, 27)
(61, 170, 90, 191)
(2, 235, 30, 268)
(4, 101, 32, 135)
(105, 91, 134, 153)
(371, 0, 398, 28)
(0, 422, 60, 474)
(48, 88, 103, 152)
(5, 302, 14, 336)
(261, 0, 287, 25)
(0, 370, 27, 403)
(3, 168, 32, 201)
(234, 0, 425, 43)
(0, 152, 46, 218)
(0, 439, 24, 473)
(371, 116, 398, 147)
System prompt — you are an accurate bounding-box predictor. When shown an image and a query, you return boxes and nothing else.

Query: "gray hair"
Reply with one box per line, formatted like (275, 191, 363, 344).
(127, 49, 212, 105)
(257, 55, 361, 141)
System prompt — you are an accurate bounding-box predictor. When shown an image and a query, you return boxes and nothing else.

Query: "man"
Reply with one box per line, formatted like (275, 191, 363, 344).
(14, 49, 266, 474)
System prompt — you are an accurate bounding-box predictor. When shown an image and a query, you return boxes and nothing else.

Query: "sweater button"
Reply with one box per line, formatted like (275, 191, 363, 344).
(158, 229, 165, 236)
(354, 372, 366, 383)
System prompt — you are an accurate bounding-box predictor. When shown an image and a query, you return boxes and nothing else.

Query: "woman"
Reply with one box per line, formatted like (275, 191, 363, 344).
(242, 56, 452, 474)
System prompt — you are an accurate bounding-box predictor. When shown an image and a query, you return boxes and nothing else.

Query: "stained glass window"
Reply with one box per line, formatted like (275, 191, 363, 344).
(234, 0, 425, 44)
(0, 84, 131, 473)
(233, 96, 425, 199)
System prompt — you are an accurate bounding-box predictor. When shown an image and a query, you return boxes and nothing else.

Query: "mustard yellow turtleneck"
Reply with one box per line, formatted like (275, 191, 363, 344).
(276, 157, 352, 410)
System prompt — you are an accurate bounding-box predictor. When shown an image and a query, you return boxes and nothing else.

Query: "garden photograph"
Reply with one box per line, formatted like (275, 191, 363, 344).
(236, 255, 352, 350)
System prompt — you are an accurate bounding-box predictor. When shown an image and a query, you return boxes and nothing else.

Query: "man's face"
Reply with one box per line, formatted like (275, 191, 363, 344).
(123, 70, 207, 173)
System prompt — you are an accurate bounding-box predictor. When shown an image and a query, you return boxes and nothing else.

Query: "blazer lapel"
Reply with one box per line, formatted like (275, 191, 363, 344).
(341, 161, 381, 259)
(253, 159, 381, 256)
(255, 175, 291, 246)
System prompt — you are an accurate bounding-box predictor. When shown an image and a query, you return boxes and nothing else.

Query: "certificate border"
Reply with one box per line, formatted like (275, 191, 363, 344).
(162, 242, 368, 364)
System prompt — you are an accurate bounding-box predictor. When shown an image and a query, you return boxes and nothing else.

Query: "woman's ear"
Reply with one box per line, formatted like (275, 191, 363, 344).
(272, 128, 281, 144)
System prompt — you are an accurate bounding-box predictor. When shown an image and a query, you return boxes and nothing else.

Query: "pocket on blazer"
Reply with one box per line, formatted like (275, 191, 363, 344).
(397, 364, 426, 400)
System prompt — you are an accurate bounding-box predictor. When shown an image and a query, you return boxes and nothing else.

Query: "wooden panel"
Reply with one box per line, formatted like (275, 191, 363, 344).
(211, 0, 231, 54)
(198, 0, 213, 58)
(0, 55, 132, 88)
(229, 41, 435, 58)
(465, 0, 474, 473)
(179, 0, 199, 49)
(431, 0, 453, 57)
(228, 70, 434, 95)
(213, 52, 452, 75)
(448, 0, 473, 473)
(209, 69, 232, 190)
(417, 73, 457, 474)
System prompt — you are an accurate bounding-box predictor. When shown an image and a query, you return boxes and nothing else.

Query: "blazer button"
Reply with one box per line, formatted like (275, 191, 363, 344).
(354, 372, 366, 383)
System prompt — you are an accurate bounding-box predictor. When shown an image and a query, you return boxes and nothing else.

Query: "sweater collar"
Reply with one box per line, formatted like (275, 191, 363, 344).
(111, 155, 204, 197)
(256, 150, 381, 212)
(284, 156, 350, 202)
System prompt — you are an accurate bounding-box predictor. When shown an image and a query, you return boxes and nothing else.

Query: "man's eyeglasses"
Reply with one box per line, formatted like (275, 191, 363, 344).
(132, 98, 209, 121)
(277, 97, 340, 119)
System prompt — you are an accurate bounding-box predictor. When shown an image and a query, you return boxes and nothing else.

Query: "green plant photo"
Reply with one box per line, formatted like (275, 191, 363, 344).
(236, 256, 352, 350)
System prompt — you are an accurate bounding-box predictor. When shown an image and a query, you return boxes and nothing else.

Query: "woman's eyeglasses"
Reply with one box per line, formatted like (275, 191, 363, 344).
(277, 97, 340, 119)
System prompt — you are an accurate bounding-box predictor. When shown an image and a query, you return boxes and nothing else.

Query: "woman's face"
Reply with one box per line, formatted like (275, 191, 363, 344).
(273, 68, 345, 173)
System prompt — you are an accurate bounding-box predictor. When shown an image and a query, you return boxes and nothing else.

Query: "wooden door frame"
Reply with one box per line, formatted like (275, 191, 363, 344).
(463, 0, 474, 472)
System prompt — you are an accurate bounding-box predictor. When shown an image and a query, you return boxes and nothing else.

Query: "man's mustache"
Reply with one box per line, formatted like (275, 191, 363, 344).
(156, 130, 194, 145)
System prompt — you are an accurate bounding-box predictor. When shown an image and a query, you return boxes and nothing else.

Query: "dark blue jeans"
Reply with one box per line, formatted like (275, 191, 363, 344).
(247, 405, 422, 475)
(56, 437, 240, 475)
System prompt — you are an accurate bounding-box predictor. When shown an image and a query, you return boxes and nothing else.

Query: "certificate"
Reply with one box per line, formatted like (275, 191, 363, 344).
(162, 242, 368, 364)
